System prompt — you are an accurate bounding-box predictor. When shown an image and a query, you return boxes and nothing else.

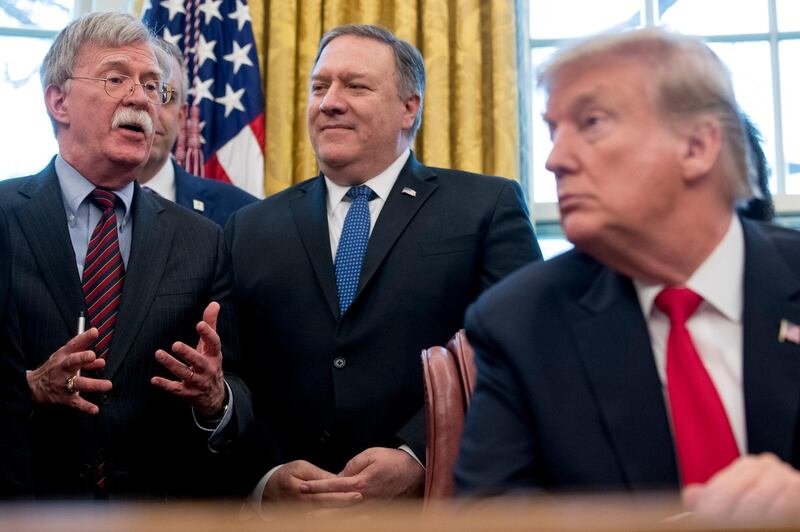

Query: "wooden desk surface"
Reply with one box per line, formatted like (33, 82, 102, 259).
(1, 496, 798, 531)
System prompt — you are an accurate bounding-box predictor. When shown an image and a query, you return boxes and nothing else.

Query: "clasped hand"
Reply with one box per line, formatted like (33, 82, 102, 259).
(265, 447, 424, 508)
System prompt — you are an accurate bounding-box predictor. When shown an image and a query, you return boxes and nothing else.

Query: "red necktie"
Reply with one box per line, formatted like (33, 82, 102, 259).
(82, 189, 125, 360)
(655, 287, 739, 485)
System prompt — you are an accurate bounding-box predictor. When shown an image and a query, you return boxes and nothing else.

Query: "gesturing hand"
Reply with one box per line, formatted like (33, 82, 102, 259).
(151, 301, 226, 417)
(26, 327, 112, 415)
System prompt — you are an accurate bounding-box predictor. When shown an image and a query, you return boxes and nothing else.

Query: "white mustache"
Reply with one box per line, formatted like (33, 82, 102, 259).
(111, 107, 154, 137)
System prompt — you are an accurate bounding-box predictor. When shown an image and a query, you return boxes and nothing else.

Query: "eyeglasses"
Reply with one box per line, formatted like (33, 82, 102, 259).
(69, 74, 173, 105)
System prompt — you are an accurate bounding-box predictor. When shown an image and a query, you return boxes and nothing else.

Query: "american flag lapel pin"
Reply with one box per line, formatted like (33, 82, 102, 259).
(401, 187, 417, 197)
(778, 319, 800, 344)
(193, 199, 205, 212)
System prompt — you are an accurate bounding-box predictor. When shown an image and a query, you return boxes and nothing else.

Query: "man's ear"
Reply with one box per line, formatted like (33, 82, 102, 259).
(401, 94, 421, 130)
(44, 84, 70, 128)
(679, 118, 723, 183)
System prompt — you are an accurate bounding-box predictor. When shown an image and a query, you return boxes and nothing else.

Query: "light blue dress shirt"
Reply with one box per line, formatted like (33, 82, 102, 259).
(54, 155, 134, 278)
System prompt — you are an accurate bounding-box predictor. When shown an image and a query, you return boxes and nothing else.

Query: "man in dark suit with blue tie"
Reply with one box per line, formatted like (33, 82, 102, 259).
(455, 28, 800, 521)
(0, 13, 250, 499)
(138, 41, 257, 226)
(226, 24, 541, 506)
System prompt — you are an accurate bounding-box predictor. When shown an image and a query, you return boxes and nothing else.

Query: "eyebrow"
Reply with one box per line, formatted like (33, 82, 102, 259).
(543, 88, 610, 124)
(98, 58, 162, 78)
(311, 70, 373, 81)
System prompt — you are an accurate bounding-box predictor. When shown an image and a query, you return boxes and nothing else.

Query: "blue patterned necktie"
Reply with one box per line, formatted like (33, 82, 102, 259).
(335, 185, 376, 316)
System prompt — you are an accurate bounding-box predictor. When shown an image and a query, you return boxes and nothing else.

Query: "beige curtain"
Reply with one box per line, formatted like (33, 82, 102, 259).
(259, 0, 520, 196)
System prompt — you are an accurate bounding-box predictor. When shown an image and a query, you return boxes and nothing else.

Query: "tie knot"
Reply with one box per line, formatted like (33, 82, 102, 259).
(655, 287, 703, 325)
(89, 188, 118, 211)
(346, 185, 376, 201)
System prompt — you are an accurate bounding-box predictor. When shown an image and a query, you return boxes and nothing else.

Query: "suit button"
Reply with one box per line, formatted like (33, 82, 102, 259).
(319, 430, 330, 444)
(333, 357, 346, 369)
(100, 394, 110, 405)
(79, 463, 92, 479)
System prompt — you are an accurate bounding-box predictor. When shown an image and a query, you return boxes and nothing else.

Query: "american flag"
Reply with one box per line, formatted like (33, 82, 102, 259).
(142, 0, 265, 197)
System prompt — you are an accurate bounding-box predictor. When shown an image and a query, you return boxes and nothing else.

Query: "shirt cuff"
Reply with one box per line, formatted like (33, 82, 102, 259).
(192, 379, 234, 442)
(399, 443, 424, 468)
(247, 464, 284, 513)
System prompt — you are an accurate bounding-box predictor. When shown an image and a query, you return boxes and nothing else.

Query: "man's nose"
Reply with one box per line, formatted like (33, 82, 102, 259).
(319, 84, 346, 114)
(545, 128, 578, 179)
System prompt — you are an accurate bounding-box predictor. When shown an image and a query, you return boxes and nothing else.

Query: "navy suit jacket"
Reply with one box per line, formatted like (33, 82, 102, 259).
(173, 161, 257, 227)
(0, 205, 33, 497)
(226, 154, 541, 484)
(455, 218, 800, 495)
(0, 159, 252, 499)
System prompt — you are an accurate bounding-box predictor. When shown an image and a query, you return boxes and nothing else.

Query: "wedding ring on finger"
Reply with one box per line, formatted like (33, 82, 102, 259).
(183, 365, 194, 383)
(64, 375, 78, 394)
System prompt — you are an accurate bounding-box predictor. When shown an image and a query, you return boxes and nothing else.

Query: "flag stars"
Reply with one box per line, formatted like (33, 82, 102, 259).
(198, 0, 223, 24)
(216, 83, 245, 117)
(228, 0, 252, 31)
(162, 27, 182, 47)
(188, 77, 215, 105)
(159, 0, 185, 21)
(196, 34, 217, 68)
(223, 41, 254, 74)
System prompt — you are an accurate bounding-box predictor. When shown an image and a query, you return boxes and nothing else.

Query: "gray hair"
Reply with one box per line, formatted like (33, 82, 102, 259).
(314, 24, 426, 139)
(156, 38, 189, 106)
(41, 12, 168, 131)
(539, 28, 750, 202)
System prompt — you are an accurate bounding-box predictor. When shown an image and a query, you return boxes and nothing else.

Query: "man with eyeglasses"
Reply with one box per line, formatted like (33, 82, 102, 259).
(138, 40, 257, 227)
(0, 12, 251, 499)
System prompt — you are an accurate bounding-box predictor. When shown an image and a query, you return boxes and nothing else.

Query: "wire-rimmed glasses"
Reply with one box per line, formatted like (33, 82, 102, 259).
(69, 74, 173, 105)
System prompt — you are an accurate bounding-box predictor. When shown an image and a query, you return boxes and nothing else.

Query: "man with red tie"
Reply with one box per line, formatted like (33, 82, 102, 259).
(0, 12, 250, 498)
(455, 28, 800, 521)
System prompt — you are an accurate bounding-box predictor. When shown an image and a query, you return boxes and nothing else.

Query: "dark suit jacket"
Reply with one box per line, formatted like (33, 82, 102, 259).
(0, 159, 252, 499)
(173, 161, 257, 227)
(455, 218, 800, 495)
(226, 154, 541, 482)
(0, 205, 33, 497)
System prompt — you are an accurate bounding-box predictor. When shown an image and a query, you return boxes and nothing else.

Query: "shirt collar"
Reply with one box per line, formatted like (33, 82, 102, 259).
(634, 214, 743, 323)
(324, 148, 411, 211)
(55, 154, 135, 220)
(142, 157, 176, 201)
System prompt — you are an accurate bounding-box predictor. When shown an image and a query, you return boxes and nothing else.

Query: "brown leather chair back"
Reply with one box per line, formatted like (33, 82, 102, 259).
(421, 329, 476, 501)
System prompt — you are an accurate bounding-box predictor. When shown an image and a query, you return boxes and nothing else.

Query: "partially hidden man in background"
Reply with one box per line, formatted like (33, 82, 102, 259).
(138, 40, 257, 227)
(226, 24, 541, 505)
(0, 12, 251, 499)
(455, 28, 800, 521)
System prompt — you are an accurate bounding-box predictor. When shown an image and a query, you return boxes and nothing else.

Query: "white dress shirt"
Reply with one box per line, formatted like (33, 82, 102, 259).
(324, 148, 410, 258)
(142, 158, 177, 201)
(633, 214, 746, 454)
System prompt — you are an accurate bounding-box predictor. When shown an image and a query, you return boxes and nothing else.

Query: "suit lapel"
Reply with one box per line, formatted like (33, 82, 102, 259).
(14, 162, 85, 334)
(103, 185, 174, 379)
(741, 220, 800, 463)
(356, 156, 437, 299)
(569, 259, 679, 488)
(290, 176, 339, 319)
(173, 161, 205, 214)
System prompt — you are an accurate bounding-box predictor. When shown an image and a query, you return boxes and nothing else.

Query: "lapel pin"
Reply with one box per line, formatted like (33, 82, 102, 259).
(192, 199, 205, 212)
(778, 319, 800, 344)
(401, 187, 417, 197)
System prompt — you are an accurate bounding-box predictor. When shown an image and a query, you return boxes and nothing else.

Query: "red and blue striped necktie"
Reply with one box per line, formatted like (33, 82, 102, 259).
(82, 188, 125, 360)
